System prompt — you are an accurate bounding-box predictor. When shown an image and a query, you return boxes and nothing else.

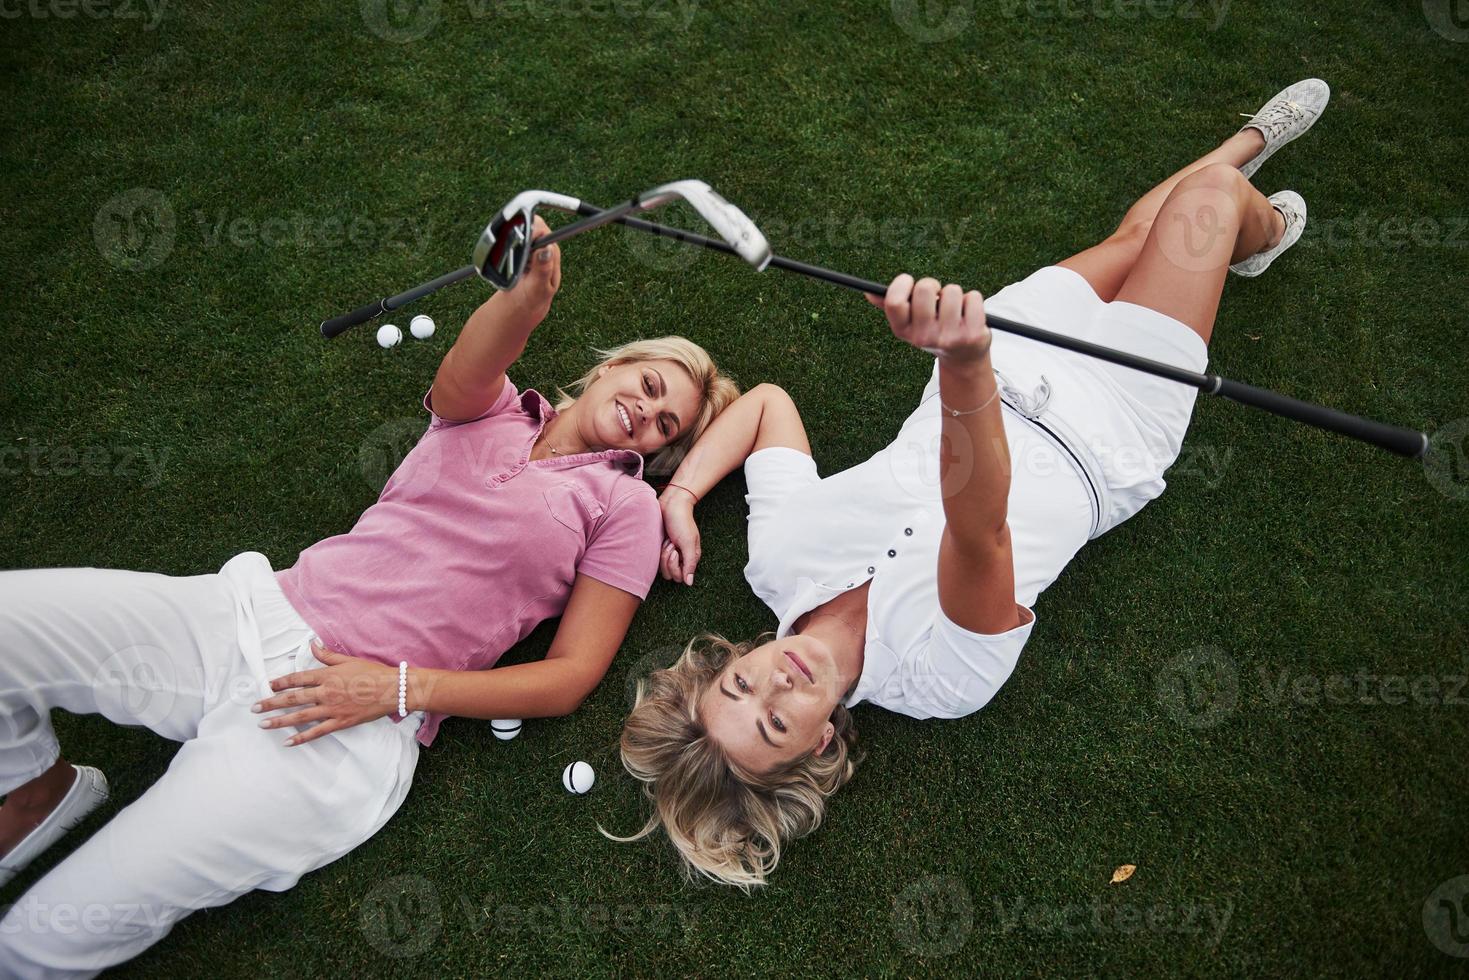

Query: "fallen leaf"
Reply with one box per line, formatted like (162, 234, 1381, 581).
(1110, 864, 1136, 884)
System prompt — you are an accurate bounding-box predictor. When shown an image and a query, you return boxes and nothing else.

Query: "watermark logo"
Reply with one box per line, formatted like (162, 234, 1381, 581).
(89, 645, 181, 731)
(892, 874, 974, 957)
(1157, 184, 1238, 274)
(1424, 0, 1469, 41)
(360, 419, 439, 497)
(1156, 646, 1239, 729)
(361, 875, 443, 958)
(891, 0, 972, 43)
(622, 222, 704, 277)
(94, 188, 175, 272)
(623, 644, 686, 708)
(361, 0, 442, 41)
(1424, 875, 1469, 957)
(1424, 418, 1469, 502)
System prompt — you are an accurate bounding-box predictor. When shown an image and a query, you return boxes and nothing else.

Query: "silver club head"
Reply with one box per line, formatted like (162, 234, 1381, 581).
(473, 181, 771, 290)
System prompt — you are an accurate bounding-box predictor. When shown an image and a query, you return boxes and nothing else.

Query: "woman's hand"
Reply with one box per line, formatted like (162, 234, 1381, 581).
(867, 274, 990, 363)
(252, 641, 400, 746)
(659, 488, 701, 586)
(504, 215, 562, 325)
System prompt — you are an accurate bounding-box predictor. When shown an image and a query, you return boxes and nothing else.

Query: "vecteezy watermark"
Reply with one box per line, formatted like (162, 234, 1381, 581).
(0, 442, 170, 487)
(94, 188, 176, 272)
(360, 418, 438, 496)
(1424, 875, 1469, 958)
(1156, 183, 1239, 275)
(1258, 663, 1469, 708)
(0, 900, 178, 939)
(359, 875, 700, 959)
(358, 418, 540, 497)
(94, 189, 435, 272)
(1424, 0, 1469, 42)
(1158, 649, 1469, 729)
(623, 211, 975, 278)
(0, 0, 165, 30)
(892, 875, 974, 957)
(362, 0, 696, 40)
(993, 895, 1234, 944)
(1423, 418, 1469, 502)
(361, 875, 444, 959)
(1001, 0, 1231, 26)
(360, 0, 442, 42)
(623, 644, 686, 709)
(1301, 214, 1469, 251)
(1156, 646, 1240, 729)
(193, 209, 437, 253)
(466, 0, 698, 27)
(893, 0, 1229, 42)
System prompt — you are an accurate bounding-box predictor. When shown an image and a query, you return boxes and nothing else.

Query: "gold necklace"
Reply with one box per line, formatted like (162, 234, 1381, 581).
(806, 612, 865, 646)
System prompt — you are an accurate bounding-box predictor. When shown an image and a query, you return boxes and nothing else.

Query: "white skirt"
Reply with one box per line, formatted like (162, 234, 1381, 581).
(985, 265, 1210, 535)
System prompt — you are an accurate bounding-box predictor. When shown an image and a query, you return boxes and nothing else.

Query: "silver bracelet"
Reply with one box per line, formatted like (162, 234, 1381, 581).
(940, 386, 1000, 417)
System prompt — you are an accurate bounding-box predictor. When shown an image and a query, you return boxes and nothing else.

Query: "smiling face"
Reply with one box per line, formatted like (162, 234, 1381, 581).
(697, 634, 847, 773)
(578, 359, 704, 456)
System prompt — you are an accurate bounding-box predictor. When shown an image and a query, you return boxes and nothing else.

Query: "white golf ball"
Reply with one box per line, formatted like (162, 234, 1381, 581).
(562, 760, 595, 795)
(490, 718, 521, 741)
(376, 324, 403, 349)
(410, 314, 436, 340)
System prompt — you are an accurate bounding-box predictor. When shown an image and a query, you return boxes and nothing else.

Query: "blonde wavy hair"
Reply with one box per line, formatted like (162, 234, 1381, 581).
(555, 336, 740, 478)
(608, 633, 863, 889)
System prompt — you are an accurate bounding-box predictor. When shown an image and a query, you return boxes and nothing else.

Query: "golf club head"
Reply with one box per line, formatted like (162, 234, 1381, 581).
(473, 191, 582, 289)
(644, 180, 772, 270)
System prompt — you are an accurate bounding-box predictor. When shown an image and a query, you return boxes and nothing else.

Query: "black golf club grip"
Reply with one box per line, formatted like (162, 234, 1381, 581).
(1213, 377, 1428, 459)
(320, 301, 386, 339)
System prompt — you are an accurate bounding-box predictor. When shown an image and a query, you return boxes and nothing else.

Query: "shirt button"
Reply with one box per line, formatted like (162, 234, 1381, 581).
(867, 566, 875, 575)
(904, 527, 913, 536)
(888, 549, 897, 558)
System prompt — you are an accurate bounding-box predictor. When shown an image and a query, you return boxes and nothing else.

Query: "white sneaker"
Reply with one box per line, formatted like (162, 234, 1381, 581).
(1238, 79, 1331, 180)
(0, 765, 109, 888)
(1230, 191, 1307, 278)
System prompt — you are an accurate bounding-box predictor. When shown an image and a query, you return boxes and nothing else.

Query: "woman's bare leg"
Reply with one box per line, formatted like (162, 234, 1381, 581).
(1059, 128, 1268, 302)
(1114, 162, 1283, 345)
(0, 759, 75, 857)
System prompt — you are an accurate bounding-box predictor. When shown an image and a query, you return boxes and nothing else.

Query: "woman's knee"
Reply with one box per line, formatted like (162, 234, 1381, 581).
(1171, 162, 1249, 200)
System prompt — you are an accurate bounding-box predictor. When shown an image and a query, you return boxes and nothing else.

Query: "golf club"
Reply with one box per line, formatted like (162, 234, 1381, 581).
(320, 184, 1430, 459)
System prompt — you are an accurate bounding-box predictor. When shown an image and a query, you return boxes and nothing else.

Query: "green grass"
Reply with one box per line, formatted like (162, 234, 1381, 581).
(3, 1, 1468, 975)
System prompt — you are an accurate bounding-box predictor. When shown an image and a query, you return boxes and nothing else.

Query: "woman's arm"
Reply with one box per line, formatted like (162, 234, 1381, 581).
(253, 574, 641, 744)
(428, 216, 562, 422)
(870, 276, 1025, 635)
(405, 574, 639, 719)
(657, 382, 810, 584)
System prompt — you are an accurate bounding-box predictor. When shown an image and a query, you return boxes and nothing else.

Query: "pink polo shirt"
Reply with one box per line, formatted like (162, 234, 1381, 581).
(275, 377, 662, 746)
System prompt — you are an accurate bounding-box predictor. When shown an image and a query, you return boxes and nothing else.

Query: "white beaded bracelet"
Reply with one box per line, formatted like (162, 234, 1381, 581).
(397, 661, 409, 718)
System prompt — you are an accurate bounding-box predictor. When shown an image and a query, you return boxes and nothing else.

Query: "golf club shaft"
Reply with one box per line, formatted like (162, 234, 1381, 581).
(536, 213, 1429, 458)
(322, 201, 1429, 459)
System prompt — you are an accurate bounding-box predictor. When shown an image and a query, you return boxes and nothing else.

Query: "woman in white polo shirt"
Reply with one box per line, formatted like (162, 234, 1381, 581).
(616, 80, 1330, 888)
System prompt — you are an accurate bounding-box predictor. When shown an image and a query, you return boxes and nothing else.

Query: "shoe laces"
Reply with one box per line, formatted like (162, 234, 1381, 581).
(1251, 99, 1306, 141)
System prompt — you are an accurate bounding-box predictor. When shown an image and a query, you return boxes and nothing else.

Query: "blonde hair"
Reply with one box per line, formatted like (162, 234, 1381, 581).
(556, 336, 740, 478)
(607, 634, 862, 889)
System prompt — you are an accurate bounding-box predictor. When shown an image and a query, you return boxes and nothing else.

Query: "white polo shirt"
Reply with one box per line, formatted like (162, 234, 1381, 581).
(742, 361, 1095, 720)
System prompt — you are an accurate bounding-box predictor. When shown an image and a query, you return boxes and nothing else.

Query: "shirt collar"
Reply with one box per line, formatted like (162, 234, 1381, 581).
(520, 387, 646, 479)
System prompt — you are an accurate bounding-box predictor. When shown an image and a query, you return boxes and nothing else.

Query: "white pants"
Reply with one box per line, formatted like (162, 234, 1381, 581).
(0, 552, 422, 978)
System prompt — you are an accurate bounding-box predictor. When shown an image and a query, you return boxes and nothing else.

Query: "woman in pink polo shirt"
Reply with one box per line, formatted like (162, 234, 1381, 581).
(0, 217, 739, 976)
